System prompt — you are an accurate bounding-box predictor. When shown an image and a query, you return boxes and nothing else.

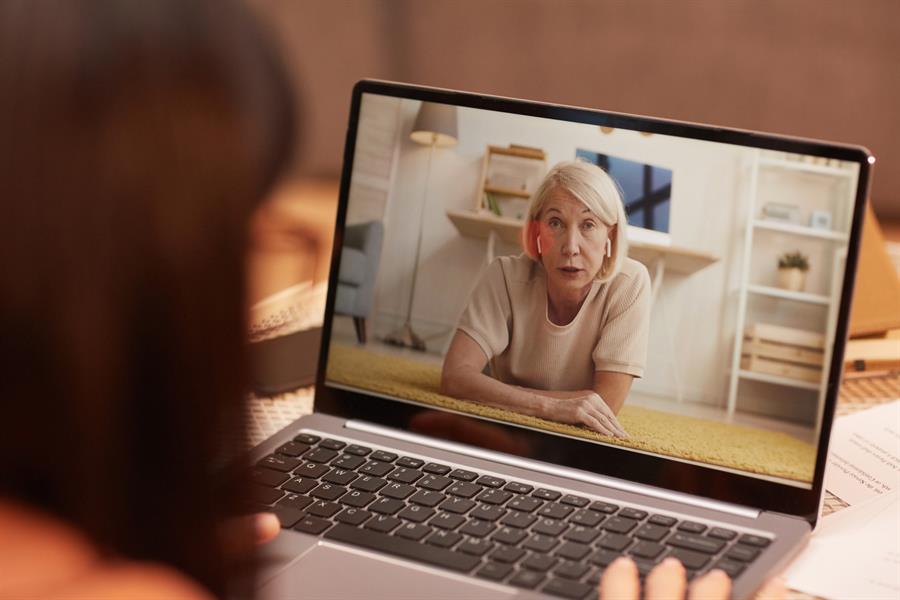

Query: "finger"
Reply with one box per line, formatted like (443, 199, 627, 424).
(644, 557, 687, 600)
(688, 569, 731, 600)
(581, 411, 617, 437)
(599, 556, 640, 600)
(254, 512, 281, 545)
(754, 577, 786, 600)
(587, 398, 629, 438)
(586, 406, 628, 439)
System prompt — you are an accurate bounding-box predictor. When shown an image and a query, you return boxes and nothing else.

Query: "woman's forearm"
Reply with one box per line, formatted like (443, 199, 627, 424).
(441, 368, 556, 419)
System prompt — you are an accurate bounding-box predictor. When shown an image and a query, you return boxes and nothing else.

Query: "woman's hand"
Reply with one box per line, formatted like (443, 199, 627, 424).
(600, 556, 786, 600)
(554, 392, 629, 438)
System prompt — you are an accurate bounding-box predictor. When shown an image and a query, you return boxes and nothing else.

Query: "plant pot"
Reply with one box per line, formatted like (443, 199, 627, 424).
(777, 268, 807, 292)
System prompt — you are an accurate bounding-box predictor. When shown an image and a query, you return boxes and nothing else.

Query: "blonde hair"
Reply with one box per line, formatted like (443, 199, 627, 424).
(521, 159, 628, 283)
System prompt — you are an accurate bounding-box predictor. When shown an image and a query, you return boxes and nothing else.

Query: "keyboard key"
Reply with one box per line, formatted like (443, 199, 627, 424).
(307, 500, 341, 518)
(349, 476, 387, 493)
(470, 504, 506, 522)
(630, 541, 665, 559)
(635, 523, 669, 542)
(382, 482, 415, 499)
(588, 548, 621, 566)
(459, 519, 496, 538)
(325, 524, 479, 572)
(556, 541, 591, 561)
(449, 469, 478, 482)
(570, 509, 604, 528)
(395, 522, 432, 541)
(533, 488, 561, 501)
(598, 533, 632, 552)
(252, 486, 284, 506)
(388, 468, 424, 484)
(322, 468, 357, 486)
(359, 461, 393, 477)
(713, 558, 746, 578)
(337, 489, 376, 506)
(426, 530, 462, 548)
(585, 569, 603, 585)
(509, 569, 545, 589)
(430, 512, 465, 530)
(418, 475, 453, 491)
(667, 532, 725, 555)
(632, 558, 657, 577)
(491, 546, 526, 564)
(409, 490, 445, 507)
(250, 467, 290, 488)
(304, 448, 338, 463)
(332, 454, 366, 470)
(365, 515, 401, 533)
(504, 481, 534, 494)
(258, 454, 301, 472)
(726, 545, 760, 562)
(439, 497, 475, 514)
(533, 518, 568, 537)
(524, 533, 559, 553)
(320, 438, 346, 451)
(447, 482, 482, 499)
(604, 516, 638, 534)
(476, 475, 506, 488)
(589, 501, 619, 514)
(539, 503, 574, 520)
(508, 495, 543, 513)
(335, 507, 371, 526)
(423, 462, 451, 475)
(553, 561, 590, 580)
(677, 521, 707, 534)
(560, 494, 589, 508)
(276, 441, 310, 457)
(294, 515, 331, 535)
(370, 497, 404, 515)
(562, 525, 601, 544)
(543, 578, 593, 599)
(648, 514, 678, 527)
(283, 477, 317, 494)
(295, 462, 329, 479)
(310, 483, 346, 502)
(276, 493, 314, 512)
(708, 527, 737, 541)
(501, 511, 537, 529)
(668, 548, 710, 570)
(477, 488, 513, 505)
(272, 506, 304, 528)
(738, 534, 771, 548)
(492, 526, 527, 545)
(522, 553, 558, 572)
(618, 508, 648, 520)
(370, 450, 398, 462)
(344, 444, 371, 456)
(396, 456, 424, 469)
(397, 505, 434, 523)
(458, 538, 494, 556)
(293, 433, 320, 445)
(476, 562, 513, 581)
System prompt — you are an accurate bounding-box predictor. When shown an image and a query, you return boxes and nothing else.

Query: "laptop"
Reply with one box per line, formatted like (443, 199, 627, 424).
(251, 80, 873, 599)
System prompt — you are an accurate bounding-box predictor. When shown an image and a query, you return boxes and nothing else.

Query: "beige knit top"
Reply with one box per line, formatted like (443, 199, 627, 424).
(457, 254, 651, 391)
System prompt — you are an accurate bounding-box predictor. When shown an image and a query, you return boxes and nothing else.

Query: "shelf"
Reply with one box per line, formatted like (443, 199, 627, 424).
(484, 185, 531, 199)
(753, 219, 848, 242)
(758, 157, 856, 179)
(747, 284, 831, 305)
(445, 209, 719, 275)
(737, 369, 821, 391)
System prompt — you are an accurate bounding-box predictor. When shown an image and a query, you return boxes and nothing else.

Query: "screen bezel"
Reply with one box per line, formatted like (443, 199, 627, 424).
(314, 79, 873, 525)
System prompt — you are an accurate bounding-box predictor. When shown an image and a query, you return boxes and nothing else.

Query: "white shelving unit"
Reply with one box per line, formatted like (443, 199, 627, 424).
(726, 151, 858, 437)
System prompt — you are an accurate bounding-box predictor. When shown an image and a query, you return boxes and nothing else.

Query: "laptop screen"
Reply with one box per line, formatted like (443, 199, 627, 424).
(321, 84, 868, 497)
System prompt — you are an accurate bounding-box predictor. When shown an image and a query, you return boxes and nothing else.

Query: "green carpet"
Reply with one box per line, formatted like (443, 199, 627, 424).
(326, 344, 815, 483)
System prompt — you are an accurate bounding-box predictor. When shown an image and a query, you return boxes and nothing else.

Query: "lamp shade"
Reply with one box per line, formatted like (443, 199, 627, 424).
(409, 102, 458, 147)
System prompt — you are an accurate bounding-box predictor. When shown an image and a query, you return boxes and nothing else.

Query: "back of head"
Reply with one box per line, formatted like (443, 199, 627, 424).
(0, 0, 294, 595)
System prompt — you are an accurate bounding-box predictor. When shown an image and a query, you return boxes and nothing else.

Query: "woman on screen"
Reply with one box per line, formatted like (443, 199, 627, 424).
(441, 160, 651, 438)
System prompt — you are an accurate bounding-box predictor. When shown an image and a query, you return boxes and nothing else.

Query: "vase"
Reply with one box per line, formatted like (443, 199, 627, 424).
(777, 268, 806, 292)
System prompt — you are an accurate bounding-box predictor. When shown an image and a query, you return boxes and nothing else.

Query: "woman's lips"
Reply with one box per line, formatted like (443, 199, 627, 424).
(558, 267, 583, 278)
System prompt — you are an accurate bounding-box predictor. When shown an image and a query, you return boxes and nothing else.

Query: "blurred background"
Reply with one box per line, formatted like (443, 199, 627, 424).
(247, 0, 899, 315)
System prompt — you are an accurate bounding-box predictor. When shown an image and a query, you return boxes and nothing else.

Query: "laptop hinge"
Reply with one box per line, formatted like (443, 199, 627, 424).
(346, 420, 760, 520)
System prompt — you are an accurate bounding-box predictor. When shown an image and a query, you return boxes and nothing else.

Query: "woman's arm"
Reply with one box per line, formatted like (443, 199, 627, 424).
(592, 371, 634, 415)
(441, 331, 627, 437)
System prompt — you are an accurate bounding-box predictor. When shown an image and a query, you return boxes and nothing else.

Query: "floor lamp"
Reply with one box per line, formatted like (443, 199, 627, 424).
(385, 102, 458, 351)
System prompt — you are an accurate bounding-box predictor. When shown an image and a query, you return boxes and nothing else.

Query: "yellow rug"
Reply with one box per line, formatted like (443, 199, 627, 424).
(326, 344, 816, 483)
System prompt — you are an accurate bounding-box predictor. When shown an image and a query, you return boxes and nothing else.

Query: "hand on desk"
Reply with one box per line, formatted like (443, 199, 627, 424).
(557, 392, 629, 439)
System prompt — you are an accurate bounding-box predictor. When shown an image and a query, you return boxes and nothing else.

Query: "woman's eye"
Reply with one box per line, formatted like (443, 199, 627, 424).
(582, 221, 596, 231)
(548, 218, 562, 229)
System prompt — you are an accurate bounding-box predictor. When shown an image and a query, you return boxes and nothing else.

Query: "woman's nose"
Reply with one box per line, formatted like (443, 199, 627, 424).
(561, 231, 580, 255)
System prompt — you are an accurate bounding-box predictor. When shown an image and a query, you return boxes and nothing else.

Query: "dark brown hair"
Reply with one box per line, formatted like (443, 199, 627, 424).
(0, 0, 294, 595)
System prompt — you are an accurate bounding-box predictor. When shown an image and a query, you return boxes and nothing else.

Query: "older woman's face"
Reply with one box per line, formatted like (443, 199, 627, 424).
(537, 188, 611, 293)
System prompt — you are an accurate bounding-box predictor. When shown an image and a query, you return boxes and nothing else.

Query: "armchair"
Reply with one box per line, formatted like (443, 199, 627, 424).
(334, 220, 384, 343)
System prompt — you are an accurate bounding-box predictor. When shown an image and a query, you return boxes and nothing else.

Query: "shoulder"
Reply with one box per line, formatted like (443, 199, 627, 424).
(490, 254, 540, 284)
(603, 258, 650, 303)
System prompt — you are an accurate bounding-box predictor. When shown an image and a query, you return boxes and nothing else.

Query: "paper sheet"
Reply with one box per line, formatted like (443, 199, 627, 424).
(825, 400, 900, 505)
(786, 491, 900, 600)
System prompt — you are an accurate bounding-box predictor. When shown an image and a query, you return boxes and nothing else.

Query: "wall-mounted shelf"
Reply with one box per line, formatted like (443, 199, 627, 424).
(746, 284, 831, 306)
(753, 219, 849, 242)
(736, 369, 820, 391)
(758, 157, 856, 179)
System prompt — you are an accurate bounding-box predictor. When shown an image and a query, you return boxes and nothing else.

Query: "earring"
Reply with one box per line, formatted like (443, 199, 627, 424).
(606, 238, 611, 258)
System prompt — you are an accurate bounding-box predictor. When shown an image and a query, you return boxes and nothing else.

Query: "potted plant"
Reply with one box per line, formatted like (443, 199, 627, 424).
(777, 251, 810, 292)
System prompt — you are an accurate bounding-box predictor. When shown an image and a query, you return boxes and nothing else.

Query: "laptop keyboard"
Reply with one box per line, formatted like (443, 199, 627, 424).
(251, 432, 773, 599)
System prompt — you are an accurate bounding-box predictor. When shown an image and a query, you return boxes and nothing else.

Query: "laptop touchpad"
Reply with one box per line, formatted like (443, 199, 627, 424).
(259, 542, 517, 600)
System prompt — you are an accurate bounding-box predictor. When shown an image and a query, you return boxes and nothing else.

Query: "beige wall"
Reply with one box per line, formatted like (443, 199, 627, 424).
(253, 0, 900, 219)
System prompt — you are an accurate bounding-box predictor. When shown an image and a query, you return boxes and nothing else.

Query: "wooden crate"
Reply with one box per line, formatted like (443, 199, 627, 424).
(740, 355, 822, 383)
(742, 323, 825, 383)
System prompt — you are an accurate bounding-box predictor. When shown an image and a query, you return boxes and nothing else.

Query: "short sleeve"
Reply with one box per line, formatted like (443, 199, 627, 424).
(592, 263, 651, 377)
(456, 258, 512, 360)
